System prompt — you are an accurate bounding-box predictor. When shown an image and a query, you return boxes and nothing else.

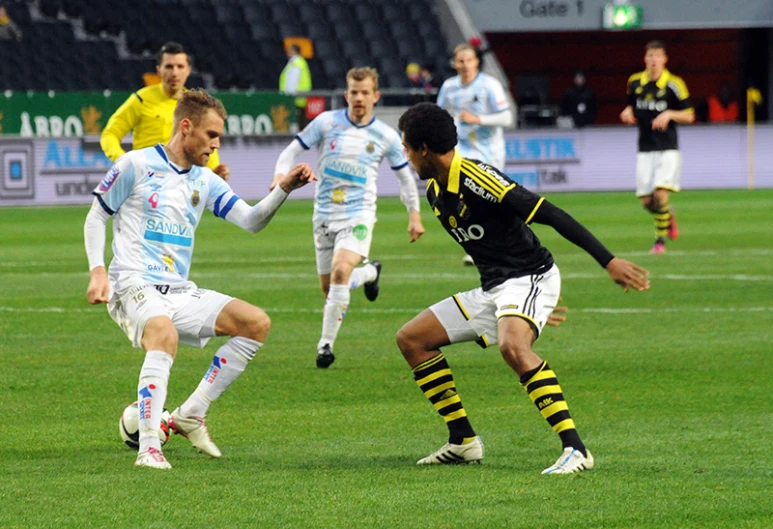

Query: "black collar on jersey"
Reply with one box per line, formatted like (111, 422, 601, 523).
(155, 144, 191, 175)
(638, 68, 671, 89)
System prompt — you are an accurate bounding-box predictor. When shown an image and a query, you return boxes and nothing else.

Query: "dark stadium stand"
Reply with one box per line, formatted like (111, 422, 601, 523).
(0, 0, 451, 92)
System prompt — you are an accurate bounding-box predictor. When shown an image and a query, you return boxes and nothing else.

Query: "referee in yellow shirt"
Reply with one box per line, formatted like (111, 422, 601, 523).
(100, 42, 230, 180)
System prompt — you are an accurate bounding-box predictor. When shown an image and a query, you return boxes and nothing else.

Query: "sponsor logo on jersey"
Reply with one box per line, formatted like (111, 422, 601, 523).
(323, 160, 368, 185)
(636, 99, 668, 112)
(477, 164, 511, 187)
(147, 171, 167, 179)
(464, 177, 498, 203)
(98, 164, 120, 192)
(191, 189, 200, 207)
(144, 218, 193, 247)
(366, 141, 375, 154)
(161, 255, 175, 272)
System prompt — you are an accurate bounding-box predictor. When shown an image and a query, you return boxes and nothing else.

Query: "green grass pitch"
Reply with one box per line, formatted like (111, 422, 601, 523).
(1, 189, 772, 528)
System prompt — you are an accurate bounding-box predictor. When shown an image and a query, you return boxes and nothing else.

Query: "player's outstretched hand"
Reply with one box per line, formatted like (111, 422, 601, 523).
(408, 210, 425, 242)
(606, 257, 650, 292)
(546, 298, 568, 327)
(213, 164, 230, 182)
(86, 266, 110, 304)
(278, 163, 317, 192)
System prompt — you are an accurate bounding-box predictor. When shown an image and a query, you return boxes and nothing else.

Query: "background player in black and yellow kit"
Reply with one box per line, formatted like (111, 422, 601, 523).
(620, 40, 694, 254)
(101, 42, 230, 181)
(396, 103, 650, 474)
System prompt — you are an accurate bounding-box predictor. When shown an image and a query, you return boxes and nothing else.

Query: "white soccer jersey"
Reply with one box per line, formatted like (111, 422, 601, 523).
(437, 72, 510, 168)
(296, 109, 409, 222)
(92, 145, 237, 290)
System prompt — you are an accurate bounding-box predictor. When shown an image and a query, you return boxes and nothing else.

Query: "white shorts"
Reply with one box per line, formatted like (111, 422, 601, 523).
(313, 218, 375, 275)
(107, 281, 234, 349)
(429, 265, 561, 348)
(636, 150, 682, 197)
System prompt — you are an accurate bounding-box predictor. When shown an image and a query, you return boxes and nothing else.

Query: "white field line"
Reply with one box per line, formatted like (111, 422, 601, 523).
(2, 306, 772, 315)
(2, 247, 773, 268)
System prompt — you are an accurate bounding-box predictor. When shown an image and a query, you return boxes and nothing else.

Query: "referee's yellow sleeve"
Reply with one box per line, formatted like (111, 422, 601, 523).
(207, 148, 220, 170)
(100, 94, 142, 162)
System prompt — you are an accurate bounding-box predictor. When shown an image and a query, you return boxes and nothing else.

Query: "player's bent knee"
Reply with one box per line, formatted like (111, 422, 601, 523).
(142, 316, 178, 355)
(395, 325, 420, 356)
(241, 306, 271, 341)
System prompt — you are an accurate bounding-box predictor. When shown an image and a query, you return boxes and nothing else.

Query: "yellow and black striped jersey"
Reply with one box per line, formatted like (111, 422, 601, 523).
(626, 69, 693, 152)
(426, 151, 554, 290)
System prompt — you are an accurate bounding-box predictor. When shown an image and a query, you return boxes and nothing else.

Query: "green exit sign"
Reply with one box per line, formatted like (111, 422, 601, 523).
(602, 3, 643, 30)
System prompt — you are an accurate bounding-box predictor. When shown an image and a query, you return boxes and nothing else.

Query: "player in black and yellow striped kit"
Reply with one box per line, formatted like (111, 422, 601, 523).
(396, 103, 651, 473)
(621, 40, 694, 254)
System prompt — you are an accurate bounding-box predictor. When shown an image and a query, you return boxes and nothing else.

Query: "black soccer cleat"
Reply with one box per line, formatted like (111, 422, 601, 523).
(316, 344, 335, 369)
(363, 260, 382, 302)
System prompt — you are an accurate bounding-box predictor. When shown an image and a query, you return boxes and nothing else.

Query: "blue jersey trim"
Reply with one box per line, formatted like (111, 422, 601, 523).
(345, 111, 376, 128)
(391, 161, 409, 171)
(154, 144, 190, 174)
(218, 195, 240, 219)
(295, 135, 310, 150)
(213, 191, 228, 217)
(93, 193, 115, 215)
(144, 230, 193, 247)
(323, 167, 367, 185)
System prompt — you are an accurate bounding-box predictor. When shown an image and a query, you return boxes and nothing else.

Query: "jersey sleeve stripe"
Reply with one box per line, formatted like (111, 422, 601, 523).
(133, 92, 144, 103)
(390, 161, 409, 170)
(460, 160, 507, 192)
(295, 135, 310, 150)
(213, 191, 228, 217)
(218, 195, 240, 219)
(93, 193, 115, 215)
(524, 197, 545, 224)
(461, 161, 513, 200)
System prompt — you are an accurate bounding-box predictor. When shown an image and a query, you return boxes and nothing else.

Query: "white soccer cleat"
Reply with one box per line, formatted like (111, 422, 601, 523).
(541, 447, 594, 475)
(461, 254, 475, 266)
(134, 447, 172, 470)
(417, 436, 484, 465)
(169, 408, 222, 459)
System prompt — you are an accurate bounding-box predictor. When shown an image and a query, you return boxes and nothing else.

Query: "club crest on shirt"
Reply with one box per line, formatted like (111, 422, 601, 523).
(191, 189, 200, 207)
(449, 216, 457, 228)
(332, 189, 346, 204)
(366, 141, 375, 154)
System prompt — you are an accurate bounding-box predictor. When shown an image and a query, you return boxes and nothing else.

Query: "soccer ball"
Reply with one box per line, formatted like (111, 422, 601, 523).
(119, 401, 171, 450)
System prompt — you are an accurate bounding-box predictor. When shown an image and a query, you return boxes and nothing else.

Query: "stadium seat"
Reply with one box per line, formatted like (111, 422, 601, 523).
(278, 23, 304, 38)
(270, 4, 297, 24)
(38, 0, 62, 18)
(250, 23, 278, 42)
(313, 39, 340, 60)
(215, 5, 243, 24)
(297, 3, 325, 25)
(243, 4, 270, 24)
(361, 21, 388, 41)
(381, 4, 408, 23)
(353, 4, 379, 23)
(307, 23, 333, 41)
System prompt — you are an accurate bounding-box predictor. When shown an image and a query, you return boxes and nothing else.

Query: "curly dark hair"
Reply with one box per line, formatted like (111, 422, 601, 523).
(398, 103, 457, 154)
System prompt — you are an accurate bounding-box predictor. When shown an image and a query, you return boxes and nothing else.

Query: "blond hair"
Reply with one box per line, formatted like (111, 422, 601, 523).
(173, 89, 227, 130)
(346, 67, 379, 90)
(453, 43, 477, 59)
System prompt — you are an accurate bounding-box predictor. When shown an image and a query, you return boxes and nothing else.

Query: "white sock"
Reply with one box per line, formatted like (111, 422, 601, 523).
(179, 336, 262, 418)
(137, 350, 173, 453)
(348, 263, 378, 290)
(318, 284, 350, 351)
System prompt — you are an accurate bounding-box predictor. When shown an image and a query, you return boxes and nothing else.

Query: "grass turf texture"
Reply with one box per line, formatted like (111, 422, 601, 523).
(1, 189, 771, 528)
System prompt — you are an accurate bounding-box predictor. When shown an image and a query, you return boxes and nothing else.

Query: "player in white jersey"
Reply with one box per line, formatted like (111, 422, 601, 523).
(438, 43, 514, 266)
(272, 67, 425, 369)
(84, 90, 315, 469)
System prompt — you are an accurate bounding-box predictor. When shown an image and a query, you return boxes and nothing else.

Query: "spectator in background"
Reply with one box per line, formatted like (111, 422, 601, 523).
(101, 42, 229, 180)
(405, 62, 423, 89)
(280, 44, 312, 129)
(560, 70, 598, 127)
(708, 82, 739, 123)
(0, 4, 22, 41)
(420, 63, 443, 92)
